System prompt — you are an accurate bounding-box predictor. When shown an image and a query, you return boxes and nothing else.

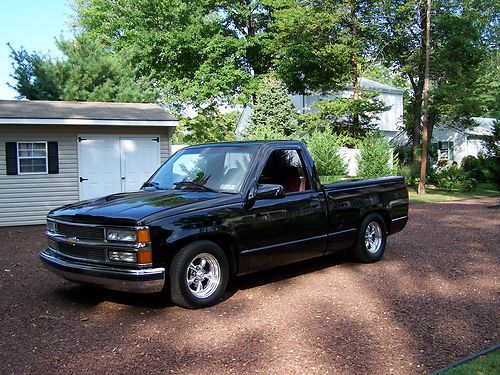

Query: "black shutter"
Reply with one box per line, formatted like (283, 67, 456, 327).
(47, 142, 59, 174)
(6, 142, 18, 175)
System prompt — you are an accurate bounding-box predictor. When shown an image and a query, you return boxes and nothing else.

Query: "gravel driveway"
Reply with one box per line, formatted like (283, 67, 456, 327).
(0, 197, 498, 374)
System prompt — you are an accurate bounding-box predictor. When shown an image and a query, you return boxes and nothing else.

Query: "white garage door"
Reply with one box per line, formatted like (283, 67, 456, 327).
(78, 135, 160, 200)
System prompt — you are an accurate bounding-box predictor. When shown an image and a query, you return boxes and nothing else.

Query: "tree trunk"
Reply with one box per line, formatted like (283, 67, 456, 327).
(350, 0, 360, 135)
(418, 0, 432, 195)
(412, 79, 424, 161)
(412, 2, 428, 163)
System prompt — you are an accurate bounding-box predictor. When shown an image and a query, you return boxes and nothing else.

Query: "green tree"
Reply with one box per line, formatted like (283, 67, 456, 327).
(58, 35, 157, 102)
(473, 51, 500, 118)
(271, 0, 388, 138)
(248, 74, 298, 136)
(174, 109, 238, 145)
(271, 0, 351, 93)
(357, 133, 397, 178)
(298, 93, 388, 139)
(379, 0, 495, 161)
(75, 0, 275, 107)
(8, 44, 67, 100)
(8, 35, 156, 102)
(271, 0, 381, 93)
(306, 128, 348, 177)
(481, 120, 500, 187)
(429, 9, 486, 123)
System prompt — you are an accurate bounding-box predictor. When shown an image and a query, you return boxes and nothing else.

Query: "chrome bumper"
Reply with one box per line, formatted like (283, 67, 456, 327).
(39, 248, 165, 294)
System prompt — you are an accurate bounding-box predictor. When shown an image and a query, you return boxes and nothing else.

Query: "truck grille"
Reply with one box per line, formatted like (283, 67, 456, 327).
(50, 240, 107, 262)
(56, 222, 105, 241)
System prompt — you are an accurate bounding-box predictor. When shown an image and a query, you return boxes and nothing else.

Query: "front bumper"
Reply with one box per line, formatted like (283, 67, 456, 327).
(39, 247, 165, 294)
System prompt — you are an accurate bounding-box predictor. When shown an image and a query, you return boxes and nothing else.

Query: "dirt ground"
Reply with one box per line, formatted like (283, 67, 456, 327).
(0, 197, 498, 375)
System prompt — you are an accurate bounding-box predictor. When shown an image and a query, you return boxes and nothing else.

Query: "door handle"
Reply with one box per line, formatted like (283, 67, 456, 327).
(310, 201, 321, 209)
(121, 177, 126, 180)
(79, 177, 88, 182)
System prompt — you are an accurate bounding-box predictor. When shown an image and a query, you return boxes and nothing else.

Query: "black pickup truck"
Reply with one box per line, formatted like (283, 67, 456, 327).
(40, 141, 408, 308)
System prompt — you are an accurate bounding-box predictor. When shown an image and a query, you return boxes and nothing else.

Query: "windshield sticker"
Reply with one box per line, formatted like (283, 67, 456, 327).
(220, 184, 236, 190)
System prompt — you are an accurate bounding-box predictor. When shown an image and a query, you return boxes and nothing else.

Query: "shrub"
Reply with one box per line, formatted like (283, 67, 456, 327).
(306, 128, 348, 177)
(242, 123, 287, 141)
(433, 166, 477, 192)
(481, 155, 500, 186)
(461, 155, 485, 182)
(393, 143, 413, 165)
(398, 163, 420, 186)
(357, 133, 397, 178)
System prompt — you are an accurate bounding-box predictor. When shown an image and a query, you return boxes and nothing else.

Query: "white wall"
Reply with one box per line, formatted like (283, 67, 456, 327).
(171, 144, 188, 155)
(431, 127, 488, 165)
(339, 148, 359, 176)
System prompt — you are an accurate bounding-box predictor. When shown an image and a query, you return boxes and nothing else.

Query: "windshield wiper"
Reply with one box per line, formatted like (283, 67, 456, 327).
(173, 181, 219, 193)
(142, 181, 162, 190)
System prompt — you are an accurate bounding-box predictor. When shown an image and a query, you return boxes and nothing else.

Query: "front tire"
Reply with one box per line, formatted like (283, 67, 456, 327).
(169, 240, 229, 308)
(352, 213, 387, 263)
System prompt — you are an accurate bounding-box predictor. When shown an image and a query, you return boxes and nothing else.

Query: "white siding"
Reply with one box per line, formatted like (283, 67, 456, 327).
(376, 92, 404, 133)
(431, 126, 490, 166)
(0, 124, 173, 227)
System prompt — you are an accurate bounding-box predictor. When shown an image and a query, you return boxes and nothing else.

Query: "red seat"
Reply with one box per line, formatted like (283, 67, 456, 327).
(278, 166, 301, 193)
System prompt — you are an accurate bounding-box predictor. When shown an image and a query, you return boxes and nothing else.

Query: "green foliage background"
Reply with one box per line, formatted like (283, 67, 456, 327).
(357, 133, 398, 179)
(306, 128, 348, 177)
(6, 0, 499, 186)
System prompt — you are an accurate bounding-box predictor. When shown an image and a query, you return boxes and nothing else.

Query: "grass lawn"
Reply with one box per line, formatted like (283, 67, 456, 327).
(409, 183, 500, 204)
(439, 349, 499, 374)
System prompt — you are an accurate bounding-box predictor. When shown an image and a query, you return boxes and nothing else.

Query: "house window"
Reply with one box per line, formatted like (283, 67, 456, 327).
(17, 142, 48, 174)
(438, 141, 449, 160)
(437, 141, 454, 161)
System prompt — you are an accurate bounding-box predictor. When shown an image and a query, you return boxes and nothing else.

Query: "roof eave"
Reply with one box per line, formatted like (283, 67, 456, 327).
(0, 118, 178, 127)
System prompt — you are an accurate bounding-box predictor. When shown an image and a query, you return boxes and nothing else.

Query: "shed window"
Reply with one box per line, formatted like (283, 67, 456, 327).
(17, 142, 48, 174)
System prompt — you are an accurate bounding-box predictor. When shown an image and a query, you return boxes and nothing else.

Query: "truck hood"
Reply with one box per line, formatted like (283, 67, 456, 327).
(49, 190, 241, 226)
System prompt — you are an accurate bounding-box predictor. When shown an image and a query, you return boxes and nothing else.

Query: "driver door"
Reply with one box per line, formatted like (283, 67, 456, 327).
(237, 148, 328, 274)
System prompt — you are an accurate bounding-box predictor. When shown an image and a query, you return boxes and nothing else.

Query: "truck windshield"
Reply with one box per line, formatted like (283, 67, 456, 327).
(146, 146, 257, 194)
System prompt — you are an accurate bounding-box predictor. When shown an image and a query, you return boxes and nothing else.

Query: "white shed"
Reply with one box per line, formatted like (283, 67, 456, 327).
(0, 100, 178, 226)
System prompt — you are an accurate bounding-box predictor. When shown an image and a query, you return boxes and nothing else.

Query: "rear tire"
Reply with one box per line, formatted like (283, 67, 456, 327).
(169, 240, 229, 308)
(352, 213, 387, 263)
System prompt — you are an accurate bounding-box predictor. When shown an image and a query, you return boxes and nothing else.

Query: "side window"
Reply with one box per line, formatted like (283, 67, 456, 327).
(18, 142, 48, 174)
(5, 142, 59, 175)
(259, 149, 311, 193)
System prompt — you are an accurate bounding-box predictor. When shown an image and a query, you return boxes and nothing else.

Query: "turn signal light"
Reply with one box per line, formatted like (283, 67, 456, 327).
(136, 228, 151, 243)
(137, 250, 153, 264)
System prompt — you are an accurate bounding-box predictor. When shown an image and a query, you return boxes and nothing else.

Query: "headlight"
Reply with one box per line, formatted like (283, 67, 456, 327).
(108, 251, 137, 263)
(106, 228, 151, 243)
(106, 229, 136, 242)
(47, 220, 56, 233)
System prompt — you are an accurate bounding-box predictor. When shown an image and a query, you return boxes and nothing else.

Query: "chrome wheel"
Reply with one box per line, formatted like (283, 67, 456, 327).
(365, 221, 383, 254)
(186, 253, 221, 299)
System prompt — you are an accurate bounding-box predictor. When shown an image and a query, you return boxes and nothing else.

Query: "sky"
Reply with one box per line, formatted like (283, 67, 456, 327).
(0, 0, 73, 99)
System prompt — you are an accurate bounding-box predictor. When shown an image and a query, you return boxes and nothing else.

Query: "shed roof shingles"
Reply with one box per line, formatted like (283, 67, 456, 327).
(0, 100, 176, 121)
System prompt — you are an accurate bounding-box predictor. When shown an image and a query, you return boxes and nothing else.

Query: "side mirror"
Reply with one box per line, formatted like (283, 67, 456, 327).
(256, 184, 285, 199)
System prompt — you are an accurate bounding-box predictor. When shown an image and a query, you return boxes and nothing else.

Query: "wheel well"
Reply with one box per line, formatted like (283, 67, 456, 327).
(167, 234, 238, 277)
(366, 209, 391, 233)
